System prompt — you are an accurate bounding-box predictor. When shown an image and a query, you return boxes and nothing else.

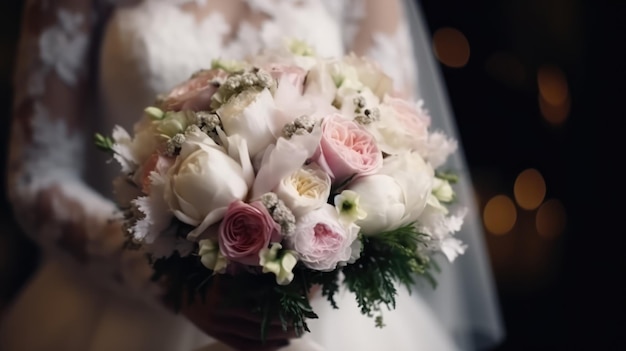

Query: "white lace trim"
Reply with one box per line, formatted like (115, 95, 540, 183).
(39, 9, 89, 86)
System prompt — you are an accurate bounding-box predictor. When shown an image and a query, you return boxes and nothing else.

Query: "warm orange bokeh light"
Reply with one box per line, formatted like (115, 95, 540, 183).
(483, 195, 517, 235)
(433, 27, 470, 68)
(514, 168, 547, 210)
(537, 65, 569, 106)
(536, 199, 567, 238)
(539, 94, 570, 125)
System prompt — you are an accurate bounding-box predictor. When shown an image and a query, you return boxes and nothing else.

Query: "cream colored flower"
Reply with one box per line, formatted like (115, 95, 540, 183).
(198, 239, 228, 273)
(274, 163, 331, 218)
(259, 243, 298, 285)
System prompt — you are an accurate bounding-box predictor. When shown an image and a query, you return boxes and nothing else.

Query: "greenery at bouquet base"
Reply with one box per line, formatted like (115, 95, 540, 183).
(150, 223, 437, 342)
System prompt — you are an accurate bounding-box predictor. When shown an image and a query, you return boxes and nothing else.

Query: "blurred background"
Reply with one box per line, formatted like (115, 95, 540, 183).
(0, 0, 623, 350)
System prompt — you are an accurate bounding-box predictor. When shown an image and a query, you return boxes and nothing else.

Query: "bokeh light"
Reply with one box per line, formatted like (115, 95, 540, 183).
(483, 195, 517, 235)
(514, 168, 546, 210)
(539, 94, 570, 125)
(536, 199, 567, 238)
(538, 65, 570, 125)
(537, 65, 569, 106)
(432, 27, 470, 68)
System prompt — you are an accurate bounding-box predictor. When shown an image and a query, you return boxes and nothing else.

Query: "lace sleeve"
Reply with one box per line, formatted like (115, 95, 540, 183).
(343, 0, 418, 97)
(7, 0, 155, 297)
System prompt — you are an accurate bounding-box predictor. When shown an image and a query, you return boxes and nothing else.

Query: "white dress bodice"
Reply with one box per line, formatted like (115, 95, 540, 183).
(99, 0, 344, 131)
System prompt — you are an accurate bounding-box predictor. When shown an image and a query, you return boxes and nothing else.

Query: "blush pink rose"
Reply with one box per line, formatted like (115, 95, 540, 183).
(314, 113, 382, 182)
(287, 204, 360, 271)
(218, 200, 281, 266)
(162, 69, 227, 111)
(140, 152, 174, 194)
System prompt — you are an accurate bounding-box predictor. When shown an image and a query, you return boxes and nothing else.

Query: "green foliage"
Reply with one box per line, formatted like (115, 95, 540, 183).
(435, 170, 460, 184)
(342, 224, 435, 326)
(94, 133, 116, 155)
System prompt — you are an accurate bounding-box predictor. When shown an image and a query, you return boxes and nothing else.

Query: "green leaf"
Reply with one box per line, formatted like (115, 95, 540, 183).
(435, 171, 460, 184)
(94, 133, 116, 155)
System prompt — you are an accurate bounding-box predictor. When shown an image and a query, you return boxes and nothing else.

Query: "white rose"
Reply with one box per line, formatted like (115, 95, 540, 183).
(218, 88, 278, 157)
(348, 151, 434, 235)
(274, 163, 331, 218)
(164, 130, 248, 239)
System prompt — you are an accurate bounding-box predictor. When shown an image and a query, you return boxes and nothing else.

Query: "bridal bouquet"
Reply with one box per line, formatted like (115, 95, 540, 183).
(95, 41, 467, 338)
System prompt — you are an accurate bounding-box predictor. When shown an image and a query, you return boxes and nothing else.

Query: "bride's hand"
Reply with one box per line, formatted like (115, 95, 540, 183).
(179, 276, 298, 351)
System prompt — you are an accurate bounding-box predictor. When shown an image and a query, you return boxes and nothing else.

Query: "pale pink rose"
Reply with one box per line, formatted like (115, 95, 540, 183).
(372, 95, 431, 155)
(139, 152, 174, 194)
(162, 69, 227, 111)
(314, 114, 382, 182)
(287, 204, 360, 271)
(219, 200, 281, 266)
(266, 64, 307, 94)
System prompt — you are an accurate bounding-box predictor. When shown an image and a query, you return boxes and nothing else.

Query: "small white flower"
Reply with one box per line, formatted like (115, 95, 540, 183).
(259, 243, 298, 285)
(199, 239, 228, 273)
(334, 190, 367, 225)
(432, 178, 455, 203)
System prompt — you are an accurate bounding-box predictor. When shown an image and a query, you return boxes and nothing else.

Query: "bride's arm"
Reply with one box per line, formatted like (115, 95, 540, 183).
(7, 0, 154, 294)
(343, 0, 418, 97)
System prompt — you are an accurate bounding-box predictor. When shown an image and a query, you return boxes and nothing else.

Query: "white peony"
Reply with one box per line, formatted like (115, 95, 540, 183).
(348, 151, 435, 235)
(274, 163, 331, 218)
(164, 130, 248, 239)
(217, 88, 279, 157)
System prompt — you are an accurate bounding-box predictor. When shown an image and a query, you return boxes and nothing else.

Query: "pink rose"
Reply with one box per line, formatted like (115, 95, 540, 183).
(139, 152, 174, 194)
(314, 113, 382, 182)
(219, 200, 281, 266)
(372, 95, 431, 155)
(162, 69, 227, 111)
(287, 204, 360, 271)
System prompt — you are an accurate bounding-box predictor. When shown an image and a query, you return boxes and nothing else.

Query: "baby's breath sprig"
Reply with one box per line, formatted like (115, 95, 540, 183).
(210, 68, 276, 110)
(261, 192, 296, 236)
(353, 95, 380, 125)
(282, 115, 315, 139)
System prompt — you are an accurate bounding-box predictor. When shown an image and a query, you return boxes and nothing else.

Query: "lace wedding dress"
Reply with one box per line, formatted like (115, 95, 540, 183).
(2, 0, 502, 350)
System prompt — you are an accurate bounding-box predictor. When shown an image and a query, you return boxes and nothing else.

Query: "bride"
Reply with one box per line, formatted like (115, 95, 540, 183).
(2, 0, 504, 350)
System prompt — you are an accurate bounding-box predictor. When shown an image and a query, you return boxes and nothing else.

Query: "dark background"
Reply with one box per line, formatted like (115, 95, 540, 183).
(0, 0, 623, 350)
